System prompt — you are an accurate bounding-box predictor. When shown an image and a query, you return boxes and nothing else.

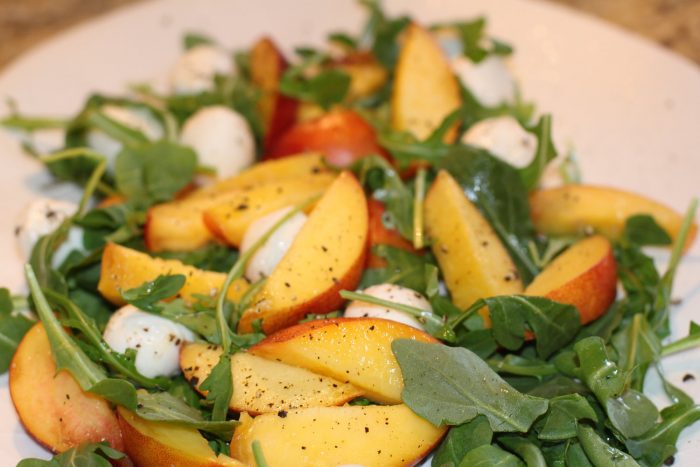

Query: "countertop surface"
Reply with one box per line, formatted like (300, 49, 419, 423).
(1, 0, 699, 70)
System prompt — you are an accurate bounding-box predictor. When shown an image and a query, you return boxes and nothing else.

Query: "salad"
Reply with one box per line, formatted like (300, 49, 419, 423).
(1, 1, 699, 466)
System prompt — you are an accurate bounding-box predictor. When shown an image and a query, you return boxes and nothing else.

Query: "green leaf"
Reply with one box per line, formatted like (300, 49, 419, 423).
(486, 295, 580, 359)
(392, 339, 548, 431)
(573, 337, 627, 402)
(538, 394, 598, 441)
(577, 424, 640, 467)
(354, 155, 414, 240)
(199, 354, 233, 422)
(438, 145, 539, 282)
(135, 391, 237, 438)
(360, 245, 438, 297)
(17, 442, 125, 467)
(605, 390, 659, 439)
(498, 435, 547, 467)
(518, 114, 557, 190)
(458, 444, 524, 467)
(25, 265, 137, 409)
(279, 67, 351, 110)
(625, 404, 700, 466)
(622, 215, 672, 247)
(488, 354, 558, 379)
(120, 274, 186, 312)
(114, 140, 197, 206)
(183, 32, 215, 50)
(0, 289, 34, 374)
(432, 415, 493, 467)
(89, 379, 138, 409)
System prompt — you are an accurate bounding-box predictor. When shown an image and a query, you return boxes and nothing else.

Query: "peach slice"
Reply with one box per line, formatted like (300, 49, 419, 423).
(391, 23, 461, 142)
(144, 153, 332, 252)
(529, 185, 697, 251)
(202, 172, 335, 247)
(424, 171, 523, 318)
(231, 404, 447, 467)
(525, 235, 617, 324)
(97, 242, 248, 306)
(248, 317, 437, 404)
(117, 407, 243, 467)
(237, 171, 368, 334)
(250, 36, 299, 151)
(10, 323, 123, 453)
(180, 344, 363, 414)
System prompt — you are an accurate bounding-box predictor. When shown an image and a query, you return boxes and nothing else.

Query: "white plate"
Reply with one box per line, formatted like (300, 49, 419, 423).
(1, 0, 699, 463)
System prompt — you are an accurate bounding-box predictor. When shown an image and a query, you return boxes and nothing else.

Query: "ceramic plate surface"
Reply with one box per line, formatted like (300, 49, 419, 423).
(1, 0, 699, 463)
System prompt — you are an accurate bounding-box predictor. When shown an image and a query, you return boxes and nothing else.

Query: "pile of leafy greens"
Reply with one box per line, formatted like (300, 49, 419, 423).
(2, 1, 700, 467)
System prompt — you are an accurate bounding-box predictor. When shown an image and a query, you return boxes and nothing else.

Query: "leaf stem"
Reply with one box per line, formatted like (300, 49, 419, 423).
(252, 440, 268, 467)
(412, 167, 426, 249)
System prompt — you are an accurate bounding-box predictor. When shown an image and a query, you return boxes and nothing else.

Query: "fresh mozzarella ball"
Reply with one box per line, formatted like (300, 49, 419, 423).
(180, 105, 256, 180)
(240, 207, 308, 283)
(344, 284, 430, 330)
(169, 45, 233, 95)
(462, 116, 536, 168)
(103, 305, 195, 378)
(15, 198, 84, 267)
(86, 104, 164, 169)
(452, 55, 517, 107)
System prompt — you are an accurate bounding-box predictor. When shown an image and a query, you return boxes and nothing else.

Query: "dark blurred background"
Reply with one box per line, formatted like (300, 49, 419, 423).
(1, 0, 699, 69)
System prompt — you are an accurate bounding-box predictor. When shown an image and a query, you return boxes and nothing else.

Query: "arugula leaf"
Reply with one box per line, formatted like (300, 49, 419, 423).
(488, 354, 558, 379)
(156, 244, 239, 272)
(458, 444, 524, 467)
(438, 145, 539, 282)
(355, 155, 414, 240)
(280, 68, 351, 110)
(518, 114, 557, 190)
(360, 245, 438, 296)
(114, 141, 197, 206)
(135, 391, 237, 439)
(577, 425, 640, 467)
(625, 404, 700, 466)
(0, 289, 34, 373)
(622, 215, 672, 247)
(44, 289, 170, 389)
(432, 415, 493, 467)
(486, 296, 580, 359)
(605, 389, 659, 439)
(17, 442, 125, 467)
(537, 394, 598, 441)
(392, 339, 548, 431)
(573, 337, 627, 402)
(200, 354, 233, 422)
(357, 0, 410, 69)
(498, 435, 546, 467)
(26, 264, 137, 409)
(184, 32, 215, 50)
(435, 18, 513, 64)
(120, 274, 186, 312)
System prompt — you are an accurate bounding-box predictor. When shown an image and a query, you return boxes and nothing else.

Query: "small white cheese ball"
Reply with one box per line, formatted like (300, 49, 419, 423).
(103, 305, 195, 378)
(462, 116, 537, 168)
(452, 55, 517, 107)
(169, 45, 232, 95)
(180, 105, 256, 180)
(86, 104, 164, 169)
(15, 198, 84, 267)
(344, 284, 430, 330)
(240, 207, 308, 283)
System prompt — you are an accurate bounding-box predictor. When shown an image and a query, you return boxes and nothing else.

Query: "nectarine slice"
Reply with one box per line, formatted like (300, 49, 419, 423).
(424, 171, 523, 315)
(98, 242, 248, 306)
(391, 23, 461, 142)
(529, 185, 697, 251)
(202, 172, 335, 247)
(334, 52, 388, 101)
(10, 323, 123, 453)
(117, 407, 243, 466)
(232, 404, 447, 467)
(180, 344, 363, 414)
(250, 36, 299, 150)
(248, 318, 437, 404)
(525, 235, 617, 324)
(237, 172, 368, 334)
(145, 153, 333, 252)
